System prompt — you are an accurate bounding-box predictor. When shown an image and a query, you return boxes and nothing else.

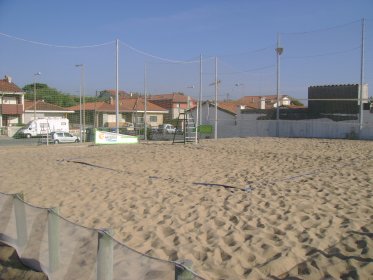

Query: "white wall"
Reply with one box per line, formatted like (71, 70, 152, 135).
(236, 110, 373, 140)
(191, 106, 373, 140)
(191, 103, 238, 138)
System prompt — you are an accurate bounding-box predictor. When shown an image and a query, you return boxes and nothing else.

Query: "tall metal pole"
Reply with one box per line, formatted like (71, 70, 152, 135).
(359, 18, 365, 133)
(82, 65, 85, 142)
(116, 39, 119, 134)
(275, 33, 283, 137)
(79, 68, 82, 141)
(33, 77, 36, 121)
(144, 63, 148, 142)
(199, 54, 203, 125)
(214, 57, 218, 140)
(33, 72, 41, 121)
(195, 97, 199, 144)
(93, 90, 98, 129)
(75, 65, 83, 141)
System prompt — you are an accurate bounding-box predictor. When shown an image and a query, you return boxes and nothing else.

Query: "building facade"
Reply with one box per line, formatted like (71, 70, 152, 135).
(148, 93, 196, 120)
(0, 76, 25, 127)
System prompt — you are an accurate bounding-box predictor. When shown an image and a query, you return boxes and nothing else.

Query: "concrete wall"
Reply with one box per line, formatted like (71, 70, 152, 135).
(191, 104, 373, 140)
(24, 112, 66, 124)
(235, 110, 373, 140)
(191, 103, 238, 138)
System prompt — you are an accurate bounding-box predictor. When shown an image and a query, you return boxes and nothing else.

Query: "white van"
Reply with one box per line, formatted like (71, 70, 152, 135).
(19, 117, 69, 138)
(158, 124, 176, 134)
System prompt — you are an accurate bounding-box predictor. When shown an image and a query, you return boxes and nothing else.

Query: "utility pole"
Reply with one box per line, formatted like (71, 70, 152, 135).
(116, 39, 119, 135)
(33, 72, 41, 121)
(75, 65, 84, 142)
(82, 66, 85, 142)
(214, 57, 218, 140)
(199, 54, 203, 125)
(144, 63, 148, 141)
(275, 33, 284, 137)
(359, 18, 365, 134)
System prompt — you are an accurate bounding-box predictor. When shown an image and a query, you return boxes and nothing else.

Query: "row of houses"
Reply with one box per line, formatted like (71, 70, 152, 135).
(0, 75, 291, 130)
(0, 76, 197, 130)
(2, 75, 370, 138)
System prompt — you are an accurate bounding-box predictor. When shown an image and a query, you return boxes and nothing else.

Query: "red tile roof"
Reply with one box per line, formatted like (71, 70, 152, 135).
(190, 101, 238, 115)
(102, 89, 129, 97)
(24, 101, 75, 112)
(67, 98, 168, 113)
(0, 77, 23, 93)
(148, 93, 194, 103)
(237, 95, 288, 109)
(218, 102, 239, 114)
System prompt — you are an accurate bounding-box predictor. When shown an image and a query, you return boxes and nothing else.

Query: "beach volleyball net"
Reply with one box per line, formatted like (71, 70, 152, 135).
(0, 192, 204, 280)
(0, 19, 372, 141)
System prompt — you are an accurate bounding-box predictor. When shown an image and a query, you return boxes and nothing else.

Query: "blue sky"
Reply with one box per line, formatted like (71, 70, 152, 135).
(0, 0, 372, 101)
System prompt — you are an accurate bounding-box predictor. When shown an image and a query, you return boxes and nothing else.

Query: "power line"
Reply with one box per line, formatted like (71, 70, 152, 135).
(215, 44, 276, 58)
(0, 32, 115, 48)
(281, 19, 360, 35)
(221, 64, 275, 75)
(284, 46, 360, 59)
(205, 59, 275, 75)
(119, 40, 201, 64)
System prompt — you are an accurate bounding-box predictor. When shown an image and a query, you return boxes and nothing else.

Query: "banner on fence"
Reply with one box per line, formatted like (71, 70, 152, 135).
(95, 130, 139, 145)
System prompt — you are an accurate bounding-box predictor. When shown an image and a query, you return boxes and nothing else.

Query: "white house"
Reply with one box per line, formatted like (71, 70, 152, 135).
(23, 100, 75, 124)
(0, 75, 25, 127)
(189, 101, 239, 138)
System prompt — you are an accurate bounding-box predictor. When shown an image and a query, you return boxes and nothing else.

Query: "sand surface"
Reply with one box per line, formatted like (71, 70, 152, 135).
(0, 137, 372, 279)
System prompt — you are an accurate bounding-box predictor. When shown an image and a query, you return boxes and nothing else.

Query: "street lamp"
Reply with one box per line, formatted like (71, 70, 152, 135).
(234, 83, 244, 98)
(275, 33, 284, 137)
(75, 64, 84, 142)
(186, 85, 195, 109)
(33, 72, 41, 121)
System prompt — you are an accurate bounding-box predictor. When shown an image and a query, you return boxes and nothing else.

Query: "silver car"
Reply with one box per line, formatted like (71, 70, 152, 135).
(50, 132, 80, 144)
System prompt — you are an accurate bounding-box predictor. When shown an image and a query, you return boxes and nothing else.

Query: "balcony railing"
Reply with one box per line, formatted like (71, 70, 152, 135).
(0, 104, 23, 115)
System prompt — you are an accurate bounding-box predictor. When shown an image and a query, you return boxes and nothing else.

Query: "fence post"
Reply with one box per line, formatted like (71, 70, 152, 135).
(13, 193, 27, 248)
(175, 259, 193, 280)
(48, 207, 59, 273)
(97, 229, 113, 280)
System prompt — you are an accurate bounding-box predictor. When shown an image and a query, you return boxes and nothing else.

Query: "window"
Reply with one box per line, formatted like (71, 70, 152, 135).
(149, 116, 157, 122)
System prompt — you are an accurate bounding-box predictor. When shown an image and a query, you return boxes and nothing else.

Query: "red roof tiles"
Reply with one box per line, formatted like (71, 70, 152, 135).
(148, 93, 192, 103)
(67, 97, 167, 113)
(24, 101, 75, 112)
(0, 77, 23, 93)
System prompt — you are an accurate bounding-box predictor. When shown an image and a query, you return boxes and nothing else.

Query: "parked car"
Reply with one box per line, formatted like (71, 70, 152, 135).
(124, 122, 134, 131)
(158, 124, 176, 134)
(50, 132, 80, 144)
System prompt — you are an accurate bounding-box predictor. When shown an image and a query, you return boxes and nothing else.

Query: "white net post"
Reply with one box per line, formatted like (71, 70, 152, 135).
(97, 228, 113, 280)
(13, 193, 27, 249)
(175, 259, 194, 280)
(48, 207, 60, 274)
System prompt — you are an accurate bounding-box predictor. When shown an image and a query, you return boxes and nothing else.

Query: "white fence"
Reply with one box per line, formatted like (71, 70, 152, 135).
(194, 109, 373, 140)
(0, 192, 204, 280)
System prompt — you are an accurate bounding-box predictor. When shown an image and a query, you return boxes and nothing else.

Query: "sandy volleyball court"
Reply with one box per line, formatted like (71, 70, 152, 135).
(0, 137, 372, 279)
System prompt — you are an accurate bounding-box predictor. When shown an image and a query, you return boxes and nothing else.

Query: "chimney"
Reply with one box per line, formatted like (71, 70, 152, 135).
(260, 97, 266, 109)
(4, 75, 12, 83)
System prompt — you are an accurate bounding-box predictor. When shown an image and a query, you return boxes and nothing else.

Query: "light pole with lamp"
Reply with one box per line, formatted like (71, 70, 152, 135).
(234, 83, 244, 97)
(75, 64, 85, 142)
(275, 33, 284, 137)
(33, 72, 41, 121)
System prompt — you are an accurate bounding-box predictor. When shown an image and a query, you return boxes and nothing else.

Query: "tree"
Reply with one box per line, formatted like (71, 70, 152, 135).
(290, 98, 304, 107)
(22, 83, 96, 107)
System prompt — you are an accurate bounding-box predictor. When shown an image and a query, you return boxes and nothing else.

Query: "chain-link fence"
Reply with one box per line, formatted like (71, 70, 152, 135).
(0, 192, 205, 280)
(1, 19, 372, 143)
